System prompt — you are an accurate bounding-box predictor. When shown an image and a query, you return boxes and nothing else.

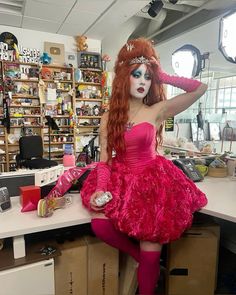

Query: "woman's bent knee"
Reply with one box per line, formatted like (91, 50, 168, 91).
(140, 241, 162, 252)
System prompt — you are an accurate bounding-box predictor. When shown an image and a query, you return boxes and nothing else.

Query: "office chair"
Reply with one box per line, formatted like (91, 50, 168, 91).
(16, 135, 58, 169)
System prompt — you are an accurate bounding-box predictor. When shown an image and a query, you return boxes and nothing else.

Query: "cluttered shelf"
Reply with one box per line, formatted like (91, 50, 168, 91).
(76, 98, 103, 102)
(0, 56, 110, 171)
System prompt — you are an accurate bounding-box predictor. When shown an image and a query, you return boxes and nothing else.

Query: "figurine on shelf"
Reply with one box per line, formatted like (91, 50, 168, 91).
(76, 107, 83, 116)
(75, 35, 88, 52)
(41, 67, 52, 80)
(102, 54, 111, 71)
(40, 52, 52, 64)
(93, 105, 100, 116)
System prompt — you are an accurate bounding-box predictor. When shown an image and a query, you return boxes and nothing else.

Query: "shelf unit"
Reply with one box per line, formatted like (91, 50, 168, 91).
(75, 68, 104, 155)
(0, 61, 7, 172)
(0, 60, 107, 171)
(0, 61, 42, 171)
(41, 65, 75, 162)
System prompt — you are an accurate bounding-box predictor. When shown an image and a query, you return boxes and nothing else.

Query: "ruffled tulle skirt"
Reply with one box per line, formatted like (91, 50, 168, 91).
(80, 155, 207, 243)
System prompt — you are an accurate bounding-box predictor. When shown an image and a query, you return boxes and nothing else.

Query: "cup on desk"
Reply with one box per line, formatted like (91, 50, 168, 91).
(195, 165, 208, 177)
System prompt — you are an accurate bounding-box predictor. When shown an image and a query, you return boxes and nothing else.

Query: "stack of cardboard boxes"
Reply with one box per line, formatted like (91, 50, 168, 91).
(54, 236, 119, 295)
(166, 223, 220, 295)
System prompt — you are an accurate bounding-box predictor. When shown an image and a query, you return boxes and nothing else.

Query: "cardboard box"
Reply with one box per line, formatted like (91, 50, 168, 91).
(54, 238, 87, 295)
(85, 236, 119, 295)
(166, 224, 220, 295)
(119, 253, 138, 295)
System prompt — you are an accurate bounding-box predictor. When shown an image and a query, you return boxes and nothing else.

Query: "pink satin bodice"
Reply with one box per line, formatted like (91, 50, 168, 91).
(123, 122, 157, 169)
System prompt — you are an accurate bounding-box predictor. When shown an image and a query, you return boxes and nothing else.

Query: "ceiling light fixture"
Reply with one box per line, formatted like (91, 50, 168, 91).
(148, 0, 164, 18)
(219, 9, 236, 64)
(172, 44, 209, 78)
(0, 0, 24, 14)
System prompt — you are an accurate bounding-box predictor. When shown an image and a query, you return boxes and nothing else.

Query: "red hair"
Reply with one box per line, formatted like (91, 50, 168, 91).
(107, 38, 166, 161)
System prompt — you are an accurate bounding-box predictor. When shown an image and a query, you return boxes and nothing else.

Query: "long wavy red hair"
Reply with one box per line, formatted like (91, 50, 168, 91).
(107, 38, 166, 161)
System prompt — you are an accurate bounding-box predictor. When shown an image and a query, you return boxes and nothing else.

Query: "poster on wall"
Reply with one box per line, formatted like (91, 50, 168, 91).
(44, 42, 65, 66)
(0, 32, 18, 50)
(165, 117, 174, 132)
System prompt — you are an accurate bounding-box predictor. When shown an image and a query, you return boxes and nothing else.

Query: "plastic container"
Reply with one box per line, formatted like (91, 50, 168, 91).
(63, 154, 75, 167)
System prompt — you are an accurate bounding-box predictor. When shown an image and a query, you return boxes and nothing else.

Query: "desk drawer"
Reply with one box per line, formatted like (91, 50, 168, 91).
(35, 166, 64, 186)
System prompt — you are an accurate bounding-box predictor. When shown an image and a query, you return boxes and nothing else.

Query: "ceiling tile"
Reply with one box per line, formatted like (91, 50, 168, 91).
(0, 12, 22, 27)
(64, 10, 98, 26)
(57, 23, 85, 36)
(65, 0, 112, 24)
(30, 0, 76, 6)
(22, 16, 61, 33)
(69, 0, 113, 15)
(24, 0, 74, 22)
(85, 0, 150, 38)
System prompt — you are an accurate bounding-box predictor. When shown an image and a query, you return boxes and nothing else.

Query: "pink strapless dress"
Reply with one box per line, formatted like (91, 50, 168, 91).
(81, 122, 207, 243)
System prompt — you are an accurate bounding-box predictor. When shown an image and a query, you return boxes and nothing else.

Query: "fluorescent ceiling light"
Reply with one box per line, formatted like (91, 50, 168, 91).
(0, 0, 24, 14)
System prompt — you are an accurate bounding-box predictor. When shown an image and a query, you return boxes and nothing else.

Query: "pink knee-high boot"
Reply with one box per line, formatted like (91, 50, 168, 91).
(91, 218, 140, 262)
(137, 250, 161, 295)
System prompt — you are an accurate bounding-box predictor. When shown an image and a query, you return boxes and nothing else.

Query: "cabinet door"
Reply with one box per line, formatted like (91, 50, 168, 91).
(0, 259, 55, 295)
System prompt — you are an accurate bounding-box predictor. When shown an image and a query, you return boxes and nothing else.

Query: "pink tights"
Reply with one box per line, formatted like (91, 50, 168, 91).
(91, 218, 140, 262)
(138, 250, 161, 294)
(91, 218, 161, 295)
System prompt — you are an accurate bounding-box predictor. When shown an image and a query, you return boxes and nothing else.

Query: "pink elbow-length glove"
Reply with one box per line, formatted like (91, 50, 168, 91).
(46, 164, 96, 199)
(95, 161, 111, 192)
(157, 65, 201, 92)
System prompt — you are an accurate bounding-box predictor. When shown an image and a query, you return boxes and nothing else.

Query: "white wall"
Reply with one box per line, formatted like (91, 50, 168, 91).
(0, 25, 101, 61)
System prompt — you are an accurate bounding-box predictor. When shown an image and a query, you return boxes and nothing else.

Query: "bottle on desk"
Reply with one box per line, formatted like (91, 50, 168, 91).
(63, 145, 75, 167)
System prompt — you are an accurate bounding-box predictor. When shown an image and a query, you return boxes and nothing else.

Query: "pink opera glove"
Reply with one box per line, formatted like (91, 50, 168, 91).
(47, 165, 95, 199)
(158, 71, 201, 92)
(96, 161, 111, 192)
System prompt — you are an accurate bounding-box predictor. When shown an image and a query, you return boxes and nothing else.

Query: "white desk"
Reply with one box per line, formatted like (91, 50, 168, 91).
(1, 177, 235, 259)
(197, 177, 236, 223)
(0, 195, 91, 258)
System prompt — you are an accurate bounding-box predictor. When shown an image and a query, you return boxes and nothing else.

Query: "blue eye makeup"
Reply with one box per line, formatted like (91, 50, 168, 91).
(131, 69, 152, 80)
(131, 69, 141, 78)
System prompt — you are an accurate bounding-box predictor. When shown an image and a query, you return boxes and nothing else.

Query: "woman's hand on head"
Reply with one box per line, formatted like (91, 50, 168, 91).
(150, 56, 164, 78)
(150, 56, 159, 66)
(90, 191, 105, 211)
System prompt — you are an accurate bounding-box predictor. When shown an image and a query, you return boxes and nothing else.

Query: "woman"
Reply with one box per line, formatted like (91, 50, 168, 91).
(80, 38, 208, 295)
(45, 37, 208, 294)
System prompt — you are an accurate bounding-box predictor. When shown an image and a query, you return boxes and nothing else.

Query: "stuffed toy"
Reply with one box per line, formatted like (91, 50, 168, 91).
(75, 35, 88, 51)
(40, 52, 52, 64)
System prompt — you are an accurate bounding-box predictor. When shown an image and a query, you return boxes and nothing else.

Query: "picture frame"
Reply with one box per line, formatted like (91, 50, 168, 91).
(190, 122, 205, 142)
(208, 123, 221, 141)
(44, 42, 65, 66)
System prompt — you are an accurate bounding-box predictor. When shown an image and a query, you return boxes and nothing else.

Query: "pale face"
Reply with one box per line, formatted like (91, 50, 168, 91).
(130, 64, 152, 100)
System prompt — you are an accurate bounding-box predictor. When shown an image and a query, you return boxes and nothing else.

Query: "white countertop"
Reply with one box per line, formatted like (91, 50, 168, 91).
(1, 177, 235, 240)
(198, 177, 236, 223)
(0, 195, 91, 239)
